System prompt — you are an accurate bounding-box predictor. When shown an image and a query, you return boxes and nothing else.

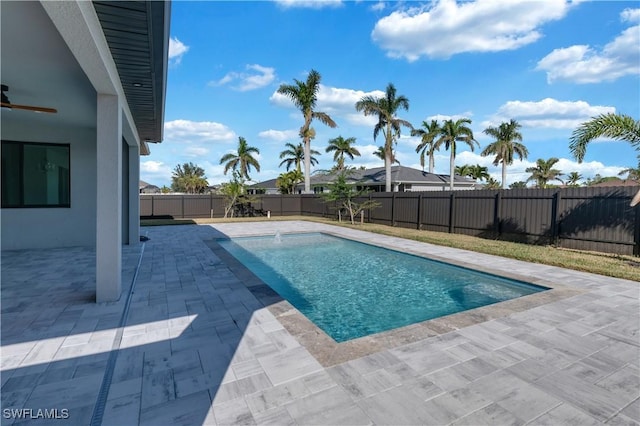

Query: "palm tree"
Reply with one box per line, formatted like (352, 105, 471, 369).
(326, 136, 360, 171)
(456, 164, 490, 182)
(277, 70, 337, 193)
(355, 83, 411, 192)
(485, 177, 501, 189)
(436, 118, 478, 191)
(171, 162, 208, 194)
(276, 169, 304, 194)
(279, 142, 320, 172)
(468, 164, 490, 182)
(220, 136, 260, 180)
(509, 181, 528, 189)
(526, 158, 563, 188)
(373, 146, 399, 165)
(454, 164, 474, 177)
(412, 120, 440, 173)
(481, 119, 528, 189)
(566, 171, 583, 187)
(618, 166, 640, 181)
(569, 113, 640, 162)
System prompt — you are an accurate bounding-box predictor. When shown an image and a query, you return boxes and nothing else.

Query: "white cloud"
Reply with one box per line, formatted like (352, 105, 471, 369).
(258, 129, 299, 142)
(454, 151, 626, 185)
(184, 146, 210, 157)
(164, 119, 237, 142)
(209, 64, 276, 91)
(200, 162, 228, 185)
(141, 160, 169, 173)
(270, 85, 386, 126)
(344, 113, 379, 127)
(168, 37, 189, 65)
(371, 0, 570, 61)
(141, 160, 173, 185)
(426, 112, 473, 122)
(351, 144, 387, 169)
(319, 86, 386, 113)
(484, 98, 615, 129)
(536, 10, 640, 83)
(274, 0, 343, 9)
(370, 1, 385, 12)
(621, 8, 640, 23)
(396, 133, 420, 148)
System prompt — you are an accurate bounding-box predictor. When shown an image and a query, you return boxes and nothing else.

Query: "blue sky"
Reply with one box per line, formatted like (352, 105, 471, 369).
(141, 0, 640, 188)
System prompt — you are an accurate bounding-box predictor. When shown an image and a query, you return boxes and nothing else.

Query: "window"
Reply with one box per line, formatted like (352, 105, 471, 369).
(1, 141, 70, 208)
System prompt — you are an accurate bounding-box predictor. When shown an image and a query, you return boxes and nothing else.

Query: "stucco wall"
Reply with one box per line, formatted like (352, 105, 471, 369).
(1, 121, 97, 249)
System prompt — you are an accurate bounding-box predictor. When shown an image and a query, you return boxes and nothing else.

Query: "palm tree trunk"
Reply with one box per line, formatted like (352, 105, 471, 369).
(303, 138, 311, 194)
(385, 127, 392, 192)
(385, 151, 392, 192)
(449, 150, 455, 191)
(428, 154, 434, 174)
(501, 162, 507, 190)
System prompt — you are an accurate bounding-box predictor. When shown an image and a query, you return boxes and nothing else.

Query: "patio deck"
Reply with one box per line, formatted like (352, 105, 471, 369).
(1, 220, 638, 425)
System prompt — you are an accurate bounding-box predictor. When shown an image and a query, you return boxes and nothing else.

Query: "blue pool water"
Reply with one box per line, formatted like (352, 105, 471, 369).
(218, 233, 547, 342)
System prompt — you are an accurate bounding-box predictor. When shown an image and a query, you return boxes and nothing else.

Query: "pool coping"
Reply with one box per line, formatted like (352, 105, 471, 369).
(205, 226, 586, 367)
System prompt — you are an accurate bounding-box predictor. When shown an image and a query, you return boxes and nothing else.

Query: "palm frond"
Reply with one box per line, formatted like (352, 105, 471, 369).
(313, 111, 337, 128)
(570, 113, 640, 162)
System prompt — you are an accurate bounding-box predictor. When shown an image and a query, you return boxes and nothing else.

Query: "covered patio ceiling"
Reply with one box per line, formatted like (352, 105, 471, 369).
(0, 1, 169, 147)
(93, 1, 170, 144)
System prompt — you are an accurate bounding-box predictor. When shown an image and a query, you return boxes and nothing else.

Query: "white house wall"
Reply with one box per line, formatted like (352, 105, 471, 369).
(1, 121, 97, 249)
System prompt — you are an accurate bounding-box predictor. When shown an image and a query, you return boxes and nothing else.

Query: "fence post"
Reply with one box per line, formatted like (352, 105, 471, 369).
(391, 192, 396, 227)
(280, 194, 283, 216)
(634, 201, 640, 257)
(368, 193, 372, 223)
(181, 195, 185, 219)
(417, 193, 423, 230)
(494, 191, 501, 237)
(449, 192, 456, 234)
(210, 193, 214, 218)
(551, 191, 561, 246)
(151, 195, 154, 217)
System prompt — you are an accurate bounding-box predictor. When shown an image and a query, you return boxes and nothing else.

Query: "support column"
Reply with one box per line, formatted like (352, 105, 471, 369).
(128, 144, 140, 245)
(96, 94, 122, 302)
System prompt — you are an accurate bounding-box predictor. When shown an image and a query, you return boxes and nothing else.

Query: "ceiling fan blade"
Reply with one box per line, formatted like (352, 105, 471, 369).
(1, 102, 57, 114)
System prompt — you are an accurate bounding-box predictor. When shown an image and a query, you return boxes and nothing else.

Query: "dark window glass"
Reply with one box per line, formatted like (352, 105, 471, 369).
(1, 141, 70, 208)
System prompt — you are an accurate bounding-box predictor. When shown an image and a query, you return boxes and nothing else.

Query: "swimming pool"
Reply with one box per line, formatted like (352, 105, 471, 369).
(218, 232, 547, 342)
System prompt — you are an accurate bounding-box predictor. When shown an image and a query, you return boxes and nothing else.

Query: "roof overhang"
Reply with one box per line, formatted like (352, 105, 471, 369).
(93, 1, 170, 148)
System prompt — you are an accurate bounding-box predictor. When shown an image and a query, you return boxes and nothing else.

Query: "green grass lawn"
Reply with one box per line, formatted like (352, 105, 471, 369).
(141, 216, 640, 282)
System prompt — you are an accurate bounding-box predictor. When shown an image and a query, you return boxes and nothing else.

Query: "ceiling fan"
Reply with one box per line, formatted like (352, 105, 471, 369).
(1, 84, 57, 114)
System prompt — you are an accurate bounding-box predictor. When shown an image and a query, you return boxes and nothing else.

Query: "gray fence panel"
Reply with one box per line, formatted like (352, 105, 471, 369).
(369, 194, 393, 225)
(500, 189, 554, 243)
(559, 186, 635, 255)
(301, 195, 328, 217)
(152, 195, 184, 218)
(183, 195, 213, 218)
(140, 196, 152, 216)
(260, 195, 284, 216)
(453, 190, 497, 236)
(281, 196, 301, 215)
(394, 194, 419, 229)
(420, 193, 450, 232)
(140, 186, 639, 256)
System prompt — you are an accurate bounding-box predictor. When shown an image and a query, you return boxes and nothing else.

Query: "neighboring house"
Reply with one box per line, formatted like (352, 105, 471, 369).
(250, 166, 478, 194)
(248, 178, 280, 195)
(139, 180, 160, 194)
(1, 1, 170, 302)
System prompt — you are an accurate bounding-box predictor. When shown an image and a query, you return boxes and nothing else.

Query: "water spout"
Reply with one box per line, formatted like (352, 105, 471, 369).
(274, 230, 282, 244)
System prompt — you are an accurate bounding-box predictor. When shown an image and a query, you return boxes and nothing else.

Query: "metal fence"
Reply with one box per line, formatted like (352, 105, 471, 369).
(141, 186, 639, 256)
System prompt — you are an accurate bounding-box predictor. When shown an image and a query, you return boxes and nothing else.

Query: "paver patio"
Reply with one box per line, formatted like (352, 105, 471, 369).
(1, 220, 638, 425)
